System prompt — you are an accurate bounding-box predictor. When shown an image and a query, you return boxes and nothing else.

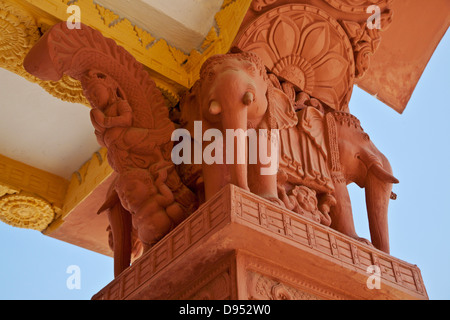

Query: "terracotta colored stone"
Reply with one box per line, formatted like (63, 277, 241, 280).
(23, 1, 406, 293)
(180, 50, 398, 254)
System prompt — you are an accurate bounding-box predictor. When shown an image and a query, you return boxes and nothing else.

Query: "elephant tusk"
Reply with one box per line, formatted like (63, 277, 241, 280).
(209, 101, 222, 115)
(357, 152, 399, 184)
(243, 91, 254, 106)
(369, 162, 399, 184)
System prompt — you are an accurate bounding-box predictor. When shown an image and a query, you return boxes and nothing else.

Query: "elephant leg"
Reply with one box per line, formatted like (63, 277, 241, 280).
(365, 172, 392, 254)
(107, 202, 132, 278)
(247, 130, 282, 205)
(330, 181, 360, 240)
(202, 162, 235, 201)
(248, 163, 280, 203)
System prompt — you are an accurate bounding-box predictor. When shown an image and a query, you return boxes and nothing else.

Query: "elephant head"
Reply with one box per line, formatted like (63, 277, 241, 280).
(180, 51, 298, 202)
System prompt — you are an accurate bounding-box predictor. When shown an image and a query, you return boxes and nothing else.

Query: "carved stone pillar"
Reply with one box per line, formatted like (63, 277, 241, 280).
(92, 185, 427, 300)
(22, 0, 428, 300)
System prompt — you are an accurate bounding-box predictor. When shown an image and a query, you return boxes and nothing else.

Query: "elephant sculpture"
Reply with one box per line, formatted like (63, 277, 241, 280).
(179, 51, 298, 204)
(278, 105, 399, 254)
(180, 50, 398, 254)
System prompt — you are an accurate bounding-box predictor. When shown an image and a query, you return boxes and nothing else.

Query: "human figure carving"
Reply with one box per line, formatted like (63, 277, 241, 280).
(115, 168, 184, 252)
(83, 70, 133, 149)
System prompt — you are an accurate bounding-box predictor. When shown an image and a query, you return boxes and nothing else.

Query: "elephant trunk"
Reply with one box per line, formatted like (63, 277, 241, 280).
(220, 97, 250, 191)
(362, 152, 398, 254)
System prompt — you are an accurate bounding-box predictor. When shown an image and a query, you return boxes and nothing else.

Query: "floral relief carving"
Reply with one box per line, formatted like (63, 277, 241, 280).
(235, 4, 354, 111)
(249, 271, 319, 300)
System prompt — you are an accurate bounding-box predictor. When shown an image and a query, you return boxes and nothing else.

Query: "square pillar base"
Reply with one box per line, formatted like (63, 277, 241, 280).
(92, 185, 428, 300)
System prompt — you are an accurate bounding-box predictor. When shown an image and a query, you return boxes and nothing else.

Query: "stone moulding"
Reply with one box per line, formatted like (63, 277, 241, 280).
(60, 148, 113, 221)
(0, 155, 67, 208)
(92, 184, 428, 300)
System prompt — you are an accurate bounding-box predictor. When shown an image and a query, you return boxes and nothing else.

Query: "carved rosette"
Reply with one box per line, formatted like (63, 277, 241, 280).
(235, 4, 355, 111)
(0, 0, 89, 105)
(0, 192, 55, 231)
(0, 0, 40, 69)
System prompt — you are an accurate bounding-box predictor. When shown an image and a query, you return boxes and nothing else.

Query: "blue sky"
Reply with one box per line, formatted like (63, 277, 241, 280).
(0, 28, 449, 300)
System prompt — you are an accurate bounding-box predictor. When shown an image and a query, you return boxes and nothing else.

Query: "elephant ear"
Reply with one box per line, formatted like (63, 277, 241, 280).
(180, 81, 202, 137)
(266, 86, 298, 130)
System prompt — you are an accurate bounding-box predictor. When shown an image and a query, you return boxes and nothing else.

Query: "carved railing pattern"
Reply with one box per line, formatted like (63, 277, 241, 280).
(93, 185, 427, 300)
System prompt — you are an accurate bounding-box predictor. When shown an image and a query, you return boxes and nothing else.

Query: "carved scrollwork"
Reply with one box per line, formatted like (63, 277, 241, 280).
(271, 283, 293, 300)
(40, 74, 89, 105)
(340, 7, 393, 78)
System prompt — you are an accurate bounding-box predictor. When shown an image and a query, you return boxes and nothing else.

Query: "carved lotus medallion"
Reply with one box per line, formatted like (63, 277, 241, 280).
(235, 4, 355, 111)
